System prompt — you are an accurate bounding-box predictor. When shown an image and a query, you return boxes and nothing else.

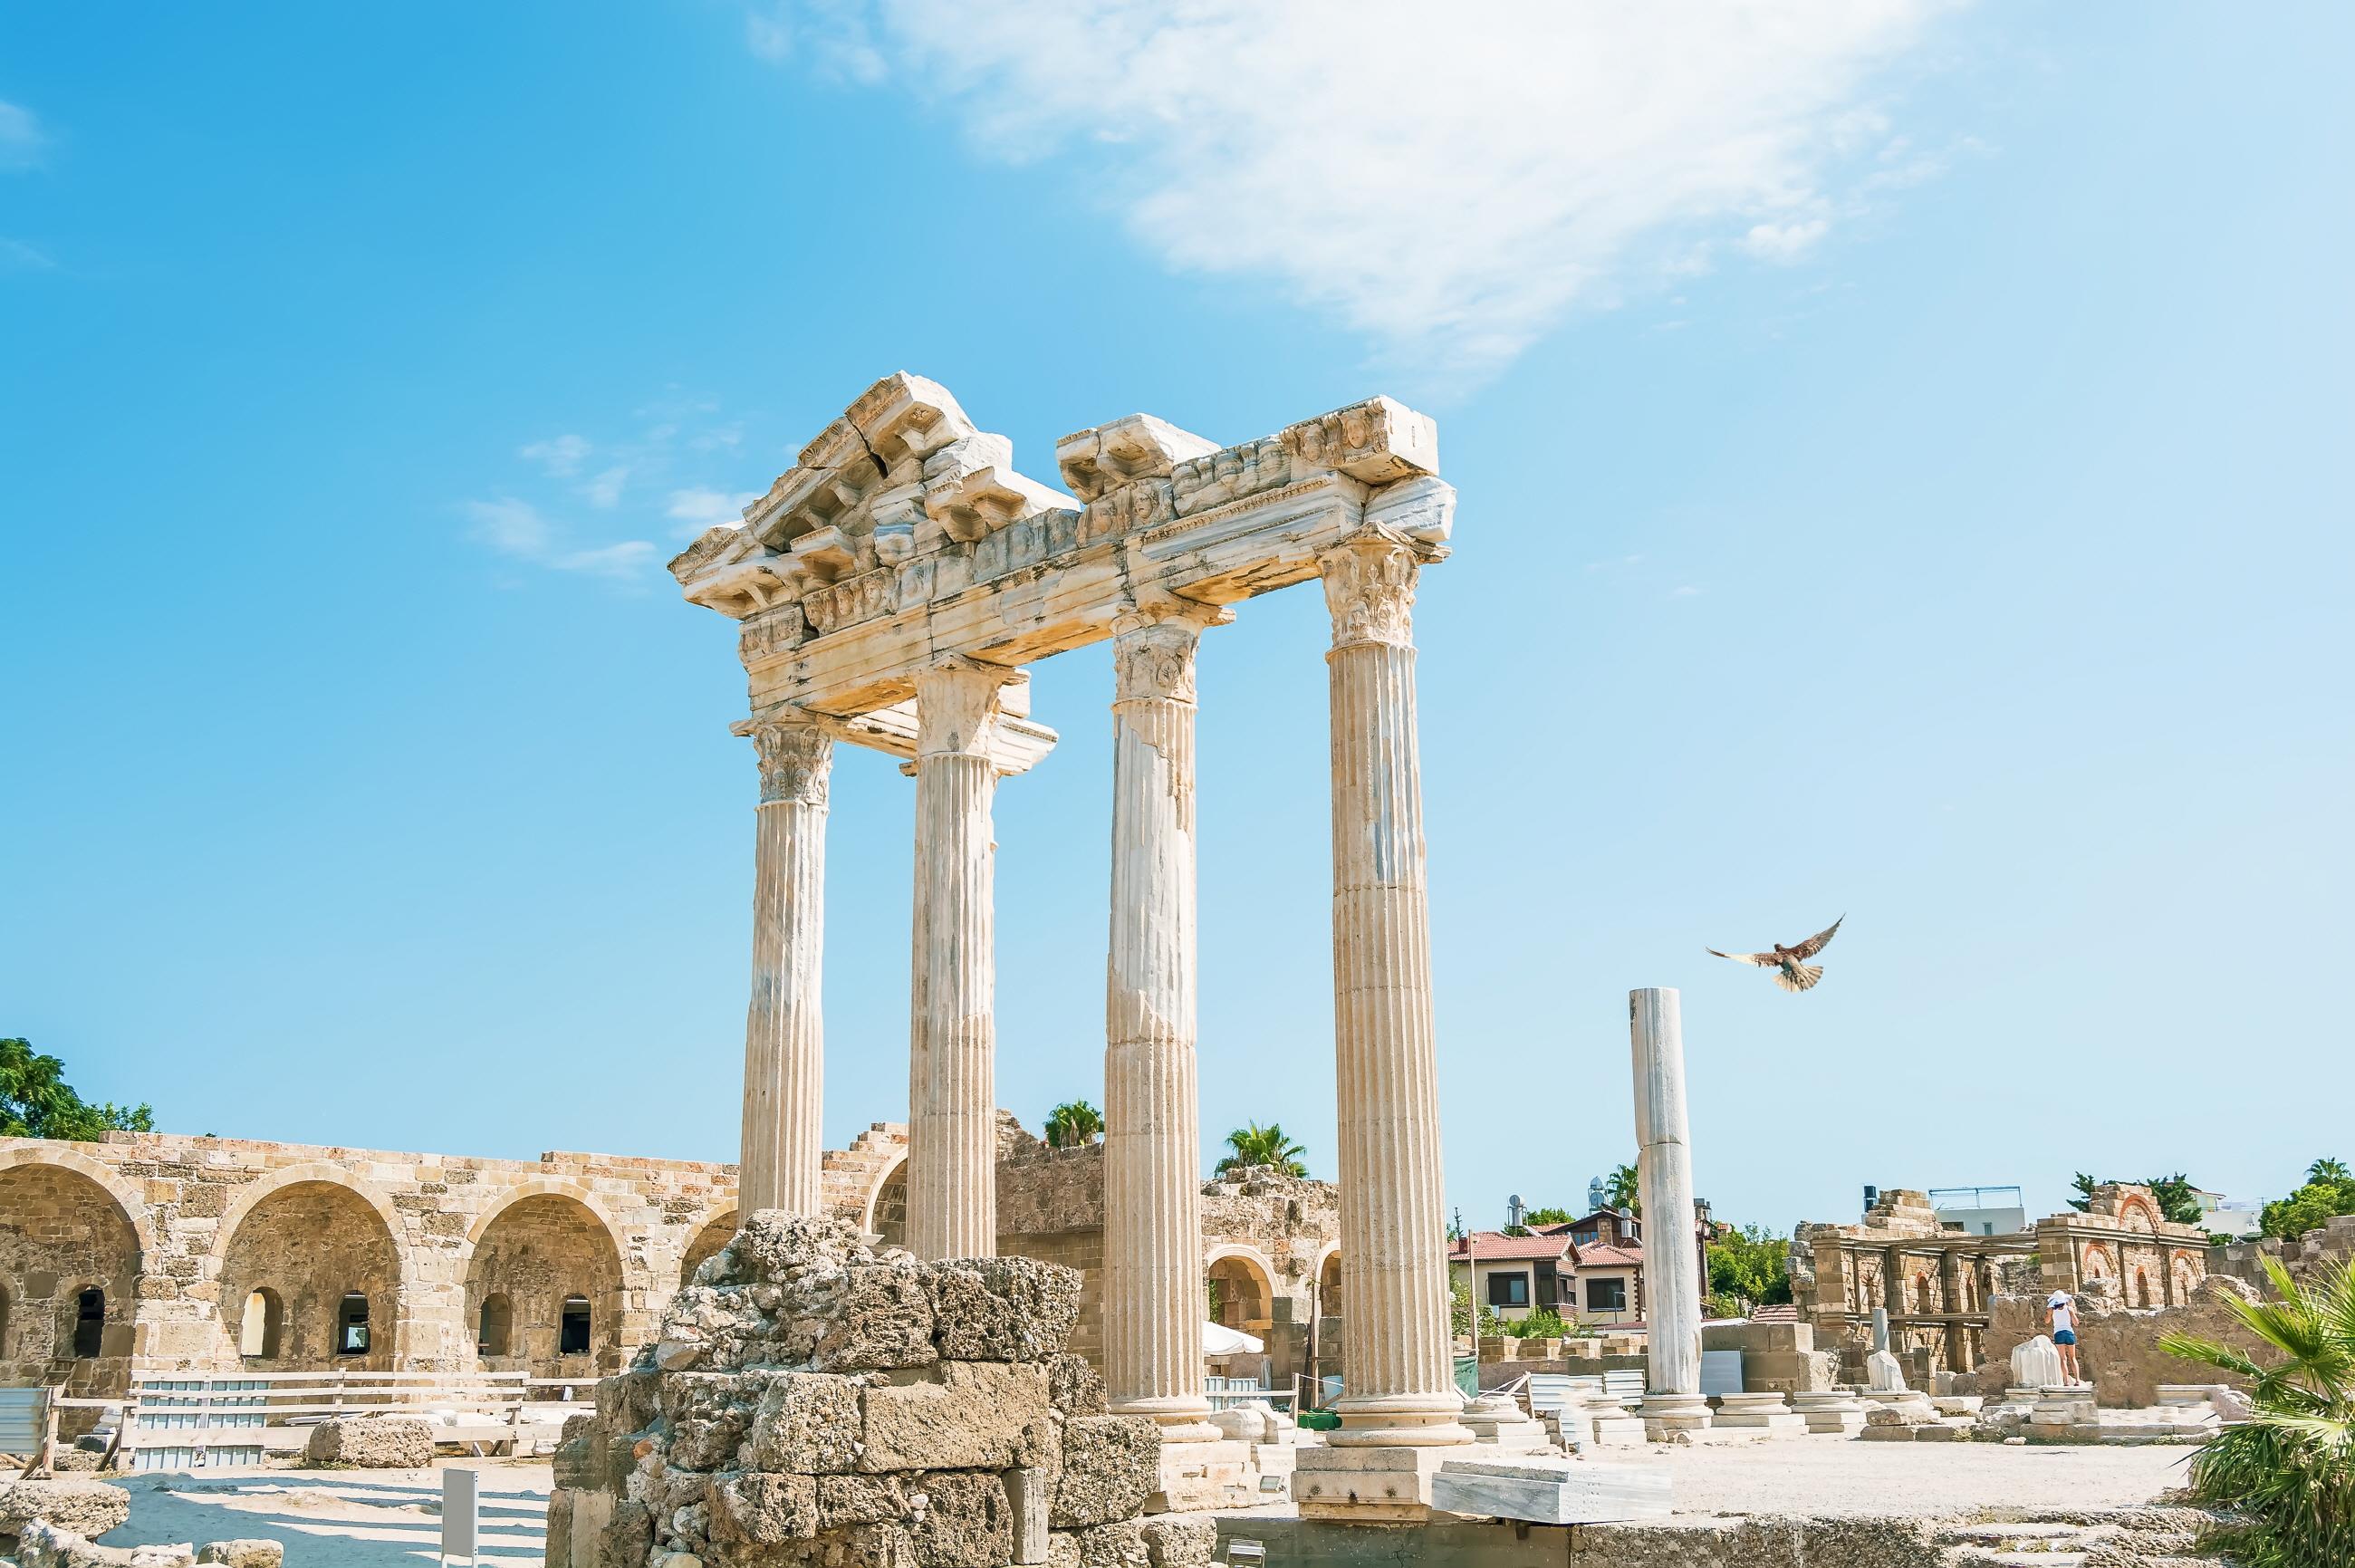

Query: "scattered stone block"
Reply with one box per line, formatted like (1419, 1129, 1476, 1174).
(1044, 1354, 1108, 1418)
(1047, 1519, 1149, 1568)
(303, 1415, 433, 1468)
(817, 1474, 910, 1530)
(194, 1543, 282, 1568)
(1053, 1417, 1159, 1527)
(1137, 1515, 1215, 1568)
(1429, 1456, 1673, 1525)
(928, 1256, 1081, 1361)
(0, 1478, 132, 1546)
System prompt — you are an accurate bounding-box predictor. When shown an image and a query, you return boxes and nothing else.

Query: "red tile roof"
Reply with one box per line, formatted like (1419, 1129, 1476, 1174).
(1448, 1231, 1572, 1263)
(1750, 1303, 1799, 1323)
(1574, 1245, 1644, 1268)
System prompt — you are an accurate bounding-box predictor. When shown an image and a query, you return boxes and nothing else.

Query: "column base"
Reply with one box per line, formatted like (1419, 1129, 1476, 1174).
(1327, 1392, 1475, 1448)
(1110, 1394, 1219, 1446)
(1294, 1443, 1458, 1524)
(1639, 1391, 1712, 1439)
(1147, 1438, 1258, 1514)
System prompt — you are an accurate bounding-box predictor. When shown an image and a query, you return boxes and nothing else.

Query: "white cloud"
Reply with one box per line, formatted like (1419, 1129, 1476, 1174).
(772, 1, 1964, 374)
(465, 496, 655, 582)
(581, 465, 631, 508)
(667, 486, 759, 534)
(0, 237, 54, 271)
(0, 101, 43, 171)
(520, 433, 591, 476)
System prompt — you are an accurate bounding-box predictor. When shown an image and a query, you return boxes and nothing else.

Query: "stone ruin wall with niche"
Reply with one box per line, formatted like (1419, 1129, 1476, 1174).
(0, 1121, 1335, 1411)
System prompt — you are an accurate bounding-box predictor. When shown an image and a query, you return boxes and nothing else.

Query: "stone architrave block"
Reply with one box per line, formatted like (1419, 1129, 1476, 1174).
(747, 1371, 863, 1474)
(859, 1361, 1053, 1473)
(1051, 1416, 1159, 1527)
(1428, 1457, 1673, 1525)
(928, 1257, 1081, 1361)
(705, 1471, 820, 1548)
(910, 1471, 1014, 1568)
(303, 1416, 434, 1468)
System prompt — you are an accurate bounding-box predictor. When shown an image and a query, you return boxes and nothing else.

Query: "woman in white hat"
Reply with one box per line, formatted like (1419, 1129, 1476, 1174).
(2047, 1288, 2083, 1384)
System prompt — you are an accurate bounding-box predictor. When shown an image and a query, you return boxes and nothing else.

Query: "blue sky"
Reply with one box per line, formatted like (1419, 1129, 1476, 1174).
(4, 4, 2349, 1235)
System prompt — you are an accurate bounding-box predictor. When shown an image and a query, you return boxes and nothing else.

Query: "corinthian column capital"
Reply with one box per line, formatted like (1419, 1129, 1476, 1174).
(745, 716, 834, 808)
(1319, 529, 1419, 649)
(914, 656, 1015, 760)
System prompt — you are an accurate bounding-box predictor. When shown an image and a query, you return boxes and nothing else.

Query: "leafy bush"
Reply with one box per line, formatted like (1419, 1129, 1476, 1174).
(1706, 1224, 1794, 1307)
(1505, 1309, 1570, 1342)
(2263, 1159, 2355, 1241)
(2159, 1255, 2355, 1568)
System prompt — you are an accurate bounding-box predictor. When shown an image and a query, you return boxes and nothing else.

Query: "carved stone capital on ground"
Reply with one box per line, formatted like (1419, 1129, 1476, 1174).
(914, 655, 1017, 760)
(1318, 528, 1419, 650)
(737, 715, 834, 808)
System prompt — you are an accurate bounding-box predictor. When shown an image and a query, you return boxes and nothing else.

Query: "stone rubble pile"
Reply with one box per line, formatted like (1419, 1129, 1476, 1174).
(5, 1523, 284, 1568)
(548, 1211, 1208, 1568)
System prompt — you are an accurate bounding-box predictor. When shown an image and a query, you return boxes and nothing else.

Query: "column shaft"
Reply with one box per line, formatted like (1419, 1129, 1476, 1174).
(1631, 986, 1704, 1396)
(1320, 533, 1468, 1447)
(738, 718, 832, 1218)
(908, 659, 1007, 1262)
(1103, 614, 1216, 1439)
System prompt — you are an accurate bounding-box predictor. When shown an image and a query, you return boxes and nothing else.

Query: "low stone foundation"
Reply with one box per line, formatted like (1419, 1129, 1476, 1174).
(545, 1211, 1207, 1568)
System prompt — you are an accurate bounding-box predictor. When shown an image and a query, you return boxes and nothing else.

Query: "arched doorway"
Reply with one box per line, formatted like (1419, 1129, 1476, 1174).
(466, 1194, 625, 1377)
(866, 1160, 908, 1249)
(680, 1211, 736, 1286)
(0, 1162, 144, 1404)
(219, 1179, 402, 1371)
(1206, 1252, 1274, 1336)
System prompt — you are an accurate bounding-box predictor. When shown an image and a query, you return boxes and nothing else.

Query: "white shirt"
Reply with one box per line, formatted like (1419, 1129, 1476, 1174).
(2049, 1295, 2075, 1333)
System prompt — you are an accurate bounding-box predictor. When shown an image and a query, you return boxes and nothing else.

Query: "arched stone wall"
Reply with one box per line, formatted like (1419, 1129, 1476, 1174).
(1206, 1246, 1277, 1334)
(865, 1159, 908, 1248)
(217, 1178, 403, 1371)
(680, 1210, 737, 1285)
(0, 1161, 143, 1408)
(465, 1192, 628, 1378)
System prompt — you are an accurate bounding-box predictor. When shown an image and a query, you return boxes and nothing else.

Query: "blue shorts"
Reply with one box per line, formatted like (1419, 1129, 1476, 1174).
(2054, 1330, 2077, 1346)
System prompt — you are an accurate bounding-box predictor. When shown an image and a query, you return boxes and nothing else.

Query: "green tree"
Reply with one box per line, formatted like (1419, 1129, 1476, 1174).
(2160, 1255, 2355, 1568)
(2263, 1161, 2355, 1242)
(1043, 1100, 1103, 1149)
(1706, 1225, 1795, 1308)
(1216, 1121, 1306, 1178)
(1522, 1206, 1573, 1226)
(2068, 1171, 2099, 1212)
(0, 1038, 153, 1141)
(1603, 1162, 1640, 1216)
(2142, 1173, 2206, 1227)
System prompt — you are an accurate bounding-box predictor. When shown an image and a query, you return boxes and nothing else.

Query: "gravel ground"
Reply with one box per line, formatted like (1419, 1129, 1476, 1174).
(97, 1464, 553, 1568)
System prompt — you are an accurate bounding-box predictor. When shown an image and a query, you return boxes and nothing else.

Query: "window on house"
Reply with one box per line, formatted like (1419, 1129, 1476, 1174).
(1587, 1276, 1628, 1313)
(72, 1289, 105, 1359)
(559, 1295, 592, 1355)
(477, 1294, 513, 1357)
(239, 1289, 283, 1360)
(337, 1293, 370, 1355)
(1485, 1272, 1529, 1309)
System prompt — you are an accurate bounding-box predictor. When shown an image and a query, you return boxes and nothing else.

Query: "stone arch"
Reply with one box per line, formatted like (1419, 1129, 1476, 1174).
(2081, 1241, 2115, 1282)
(863, 1159, 908, 1248)
(218, 1176, 403, 1371)
(2133, 1265, 2152, 1307)
(465, 1191, 626, 1377)
(0, 1159, 144, 1409)
(0, 1148, 158, 1259)
(681, 1208, 738, 1286)
(1312, 1245, 1342, 1319)
(2170, 1250, 2200, 1303)
(2117, 1195, 2158, 1234)
(1206, 1244, 1277, 1334)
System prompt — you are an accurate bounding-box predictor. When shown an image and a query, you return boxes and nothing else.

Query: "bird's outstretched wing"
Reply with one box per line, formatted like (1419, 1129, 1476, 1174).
(1788, 916, 1844, 960)
(1706, 948, 1777, 967)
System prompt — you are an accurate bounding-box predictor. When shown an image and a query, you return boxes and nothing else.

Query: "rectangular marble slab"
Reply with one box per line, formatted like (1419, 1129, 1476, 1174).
(1431, 1459, 1672, 1525)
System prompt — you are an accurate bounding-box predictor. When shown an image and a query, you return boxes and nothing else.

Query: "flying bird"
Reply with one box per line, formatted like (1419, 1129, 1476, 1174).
(1708, 917, 1844, 993)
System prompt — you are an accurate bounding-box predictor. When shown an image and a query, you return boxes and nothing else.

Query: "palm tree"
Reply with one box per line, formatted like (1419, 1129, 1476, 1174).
(1603, 1162, 1641, 1216)
(1043, 1100, 1103, 1149)
(2159, 1255, 2355, 1568)
(1217, 1121, 1307, 1178)
(2309, 1158, 2350, 1185)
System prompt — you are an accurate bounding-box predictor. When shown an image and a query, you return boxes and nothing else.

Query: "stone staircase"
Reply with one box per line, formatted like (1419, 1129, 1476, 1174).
(1937, 1505, 2236, 1568)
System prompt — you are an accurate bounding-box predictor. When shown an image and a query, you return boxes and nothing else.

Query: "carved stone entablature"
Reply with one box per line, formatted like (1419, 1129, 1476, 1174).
(669, 375, 1454, 723)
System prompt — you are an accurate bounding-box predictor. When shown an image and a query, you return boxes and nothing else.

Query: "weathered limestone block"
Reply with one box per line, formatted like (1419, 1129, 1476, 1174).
(860, 1361, 1052, 1473)
(706, 1471, 820, 1548)
(666, 1371, 763, 1472)
(1046, 1521, 1149, 1568)
(815, 1264, 937, 1371)
(1051, 1417, 1159, 1528)
(1135, 1516, 1215, 1568)
(0, 1479, 132, 1546)
(817, 1475, 910, 1530)
(2011, 1334, 2064, 1389)
(928, 1258, 1081, 1361)
(303, 1414, 434, 1468)
(15, 1522, 194, 1568)
(1044, 1353, 1107, 1418)
(194, 1544, 283, 1568)
(908, 1471, 1011, 1568)
(749, 1372, 864, 1474)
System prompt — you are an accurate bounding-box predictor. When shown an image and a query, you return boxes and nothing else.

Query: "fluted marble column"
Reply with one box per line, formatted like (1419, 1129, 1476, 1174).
(737, 715, 833, 1219)
(1631, 986, 1709, 1434)
(907, 657, 1010, 1262)
(1103, 608, 1219, 1442)
(1319, 530, 1470, 1448)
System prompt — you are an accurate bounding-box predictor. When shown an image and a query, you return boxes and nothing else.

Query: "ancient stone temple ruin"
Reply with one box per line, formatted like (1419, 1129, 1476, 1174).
(669, 373, 1466, 1514)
